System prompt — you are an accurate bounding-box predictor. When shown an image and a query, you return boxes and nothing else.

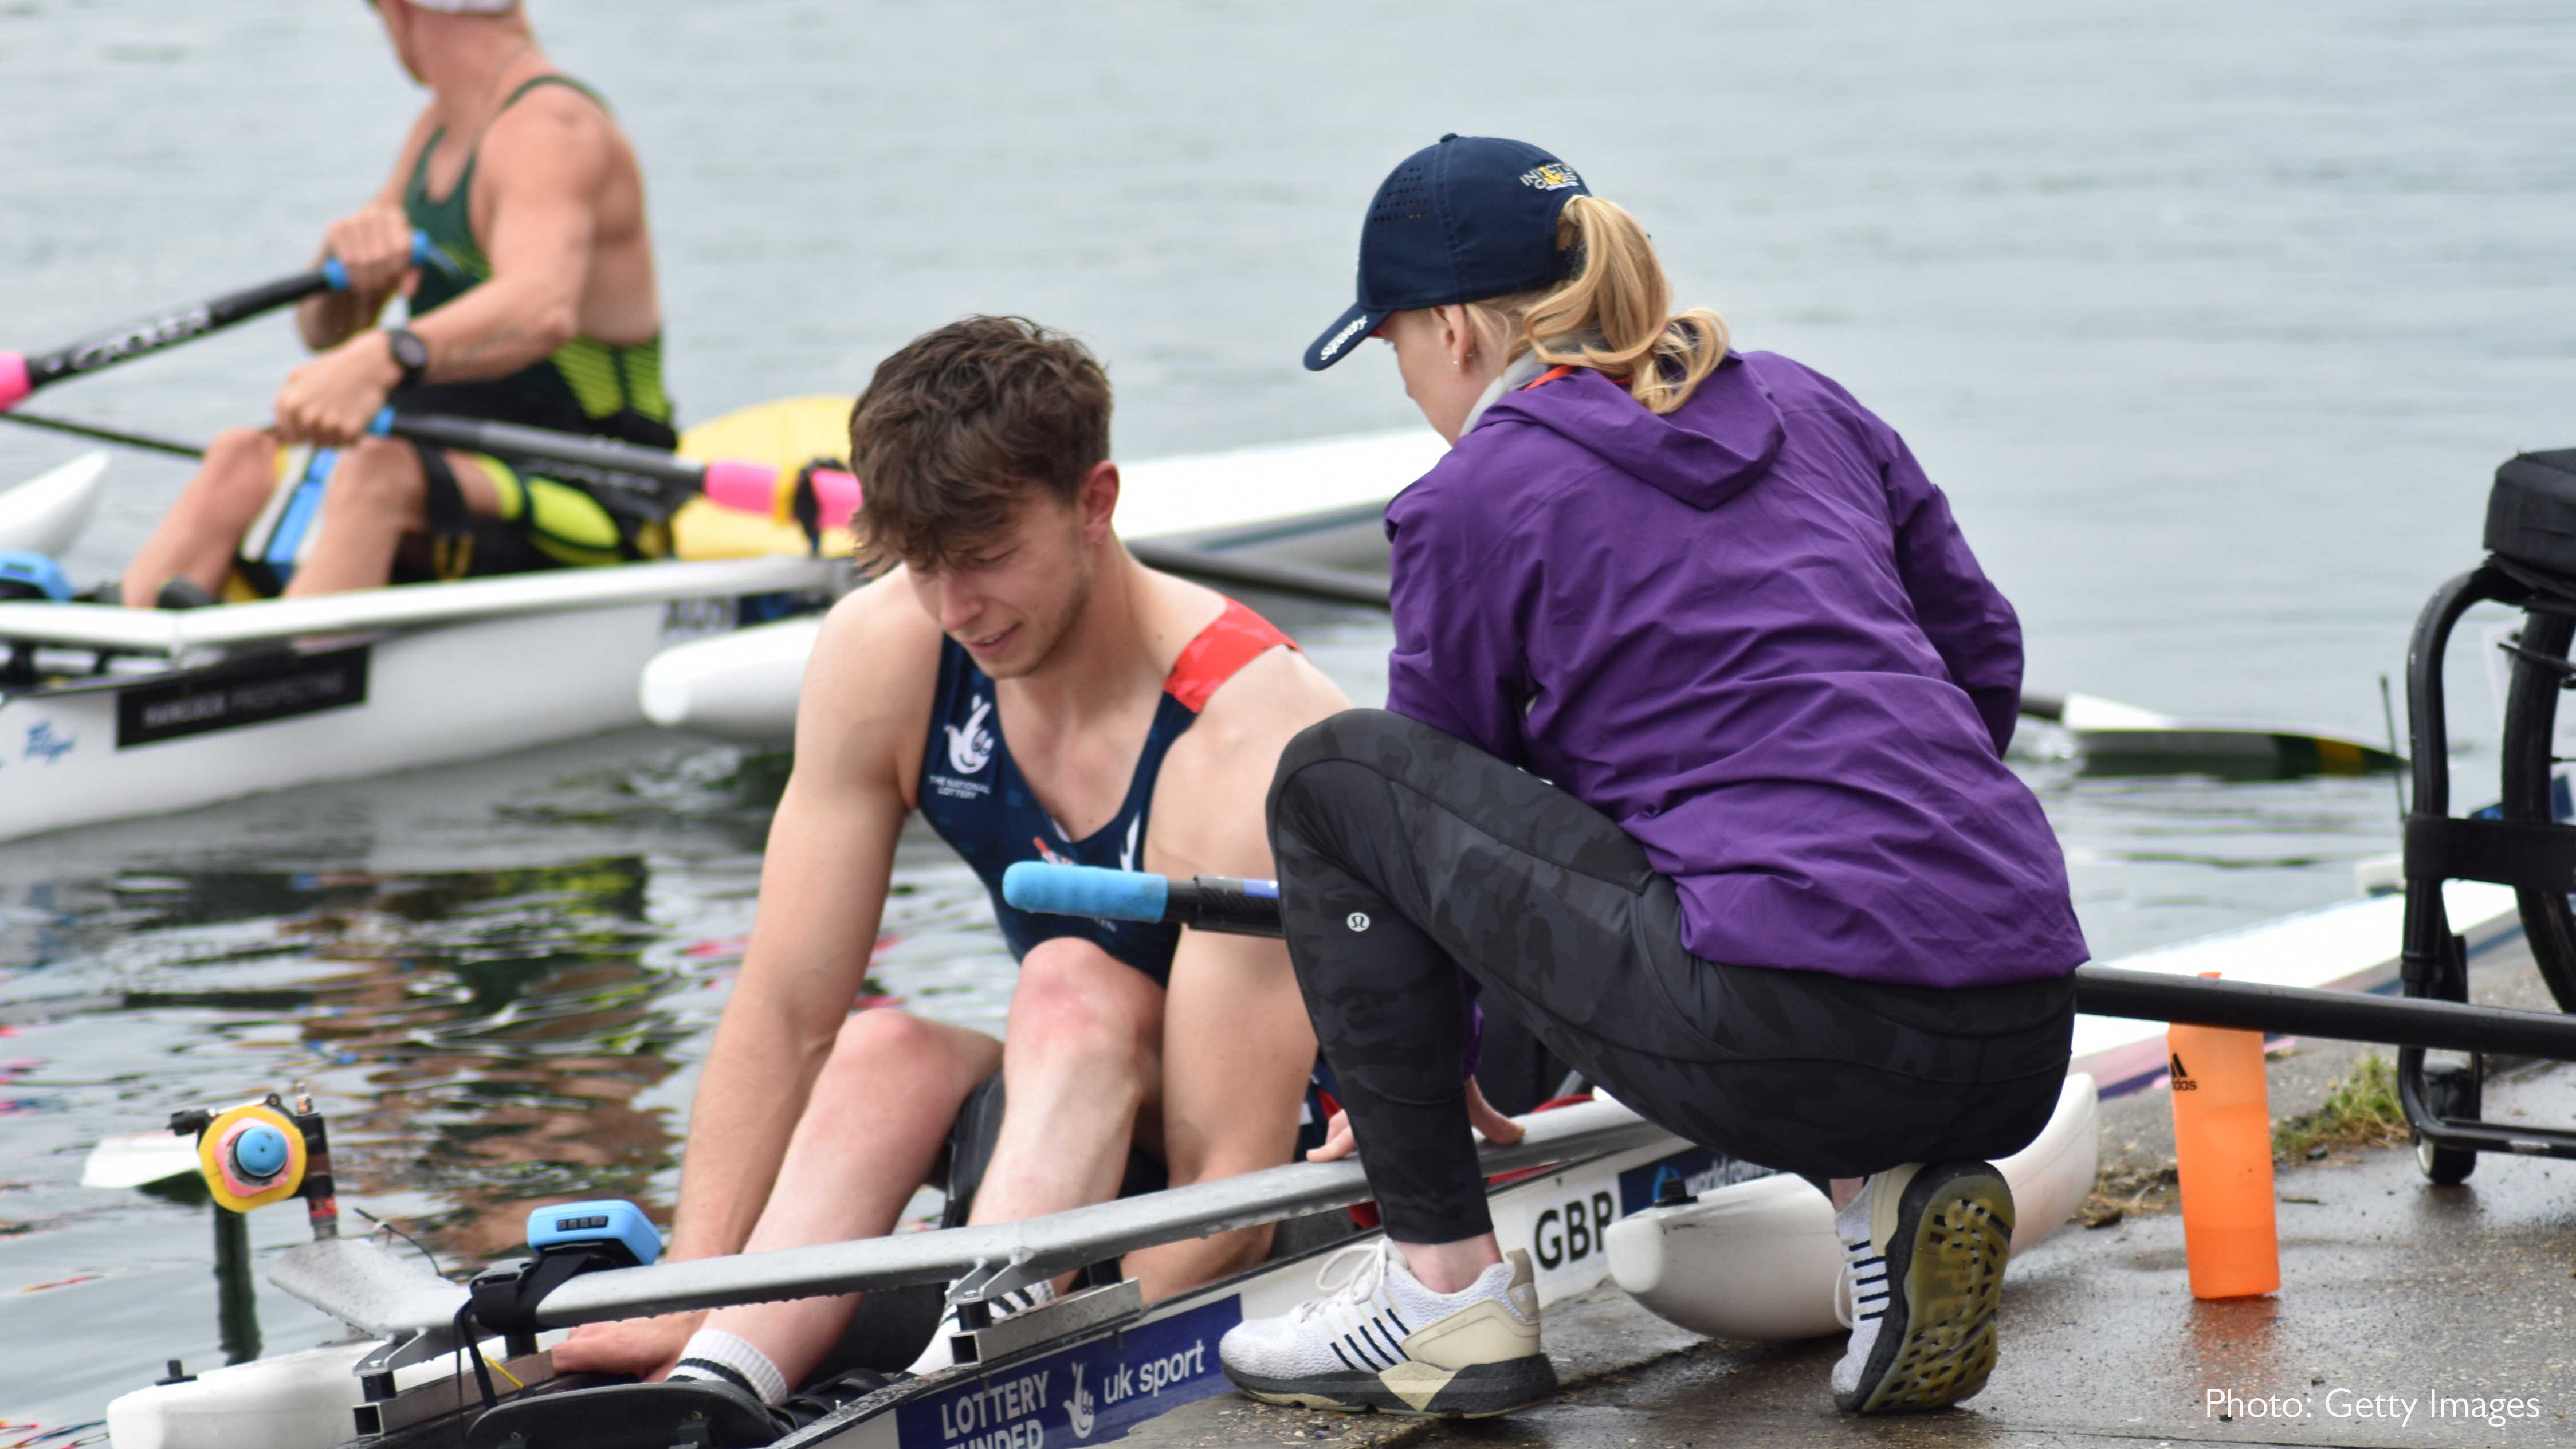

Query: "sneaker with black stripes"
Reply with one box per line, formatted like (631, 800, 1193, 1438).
(1831, 1160, 2016, 1413)
(1218, 1240, 1556, 1418)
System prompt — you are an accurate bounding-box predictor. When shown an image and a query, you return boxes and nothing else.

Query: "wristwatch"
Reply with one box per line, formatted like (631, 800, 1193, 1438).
(384, 327, 430, 391)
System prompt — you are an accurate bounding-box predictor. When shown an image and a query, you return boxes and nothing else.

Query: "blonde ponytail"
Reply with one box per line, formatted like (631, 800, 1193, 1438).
(1462, 195, 1729, 415)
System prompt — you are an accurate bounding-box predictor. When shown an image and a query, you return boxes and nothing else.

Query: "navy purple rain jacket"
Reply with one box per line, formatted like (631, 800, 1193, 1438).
(1383, 351, 2088, 988)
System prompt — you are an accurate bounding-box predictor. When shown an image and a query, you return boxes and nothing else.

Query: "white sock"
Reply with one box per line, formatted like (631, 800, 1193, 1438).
(666, 1328, 788, 1406)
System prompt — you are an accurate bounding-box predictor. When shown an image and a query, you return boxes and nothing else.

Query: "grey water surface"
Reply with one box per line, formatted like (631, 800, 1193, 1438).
(3, 0, 2571, 1437)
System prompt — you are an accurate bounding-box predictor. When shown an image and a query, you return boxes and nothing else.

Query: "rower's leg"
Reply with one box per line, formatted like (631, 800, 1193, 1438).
(681, 1008, 999, 1393)
(120, 426, 277, 606)
(967, 937, 1163, 1231)
(282, 441, 498, 596)
(1126, 927, 1315, 1300)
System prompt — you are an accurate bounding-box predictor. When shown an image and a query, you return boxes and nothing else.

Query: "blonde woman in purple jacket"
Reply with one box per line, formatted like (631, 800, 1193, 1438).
(1218, 136, 2087, 1420)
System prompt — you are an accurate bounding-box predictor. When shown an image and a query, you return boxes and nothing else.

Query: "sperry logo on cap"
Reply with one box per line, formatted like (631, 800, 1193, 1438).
(1518, 163, 1581, 191)
(1316, 314, 1372, 362)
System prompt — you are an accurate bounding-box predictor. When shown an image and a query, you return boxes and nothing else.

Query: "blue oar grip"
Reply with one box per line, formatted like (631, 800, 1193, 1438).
(1003, 862, 1171, 924)
(321, 232, 438, 292)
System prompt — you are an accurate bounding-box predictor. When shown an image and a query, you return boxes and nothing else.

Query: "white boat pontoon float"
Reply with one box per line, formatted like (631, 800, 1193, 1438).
(641, 429, 1442, 746)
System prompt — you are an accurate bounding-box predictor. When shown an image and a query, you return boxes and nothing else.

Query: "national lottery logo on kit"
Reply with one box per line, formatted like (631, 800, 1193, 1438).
(929, 696, 998, 802)
(948, 695, 997, 774)
(896, 1297, 1234, 1448)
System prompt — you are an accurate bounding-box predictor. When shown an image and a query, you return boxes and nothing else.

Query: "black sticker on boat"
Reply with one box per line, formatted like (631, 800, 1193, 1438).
(116, 645, 371, 748)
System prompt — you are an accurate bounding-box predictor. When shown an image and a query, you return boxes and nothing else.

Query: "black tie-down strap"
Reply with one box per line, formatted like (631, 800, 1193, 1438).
(2404, 812, 2576, 893)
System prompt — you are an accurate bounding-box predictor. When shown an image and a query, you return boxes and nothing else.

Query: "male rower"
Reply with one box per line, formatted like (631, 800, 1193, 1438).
(549, 317, 1350, 1439)
(120, 0, 673, 606)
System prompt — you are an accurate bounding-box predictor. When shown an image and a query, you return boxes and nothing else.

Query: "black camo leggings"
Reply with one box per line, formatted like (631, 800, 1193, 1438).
(1267, 709, 2078, 1245)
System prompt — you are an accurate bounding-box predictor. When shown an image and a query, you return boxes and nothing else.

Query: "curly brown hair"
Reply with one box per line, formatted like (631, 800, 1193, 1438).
(847, 316, 1113, 571)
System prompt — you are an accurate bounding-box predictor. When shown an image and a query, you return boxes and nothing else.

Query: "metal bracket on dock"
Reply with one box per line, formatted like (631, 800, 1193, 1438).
(948, 1278, 1145, 1366)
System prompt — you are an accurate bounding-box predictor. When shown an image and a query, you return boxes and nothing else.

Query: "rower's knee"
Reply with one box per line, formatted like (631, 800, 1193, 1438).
(818, 1008, 944, 1092)
(189, 427, 281, 511)
(324, 438, 428, 524)
(1008, 939, 1155, 1082)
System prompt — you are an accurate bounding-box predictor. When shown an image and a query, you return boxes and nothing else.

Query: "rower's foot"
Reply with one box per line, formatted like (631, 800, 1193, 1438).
(1219, 1240, 1556, 1419)
(1831, 1160, 2015, 1415)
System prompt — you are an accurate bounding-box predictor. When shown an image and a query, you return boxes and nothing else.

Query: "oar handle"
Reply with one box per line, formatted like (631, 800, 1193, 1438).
(1002, 863, 1283, 938)
(1005, 864, 2576, 1061)
(371, 407, 860, 525)
(1, 231, 439, 411)
(317, 231, 437, 293)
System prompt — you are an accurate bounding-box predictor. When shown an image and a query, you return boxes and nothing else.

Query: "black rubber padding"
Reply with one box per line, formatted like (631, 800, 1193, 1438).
(463, 1379, 779, 1449)
(2485, 449, 2576, 577)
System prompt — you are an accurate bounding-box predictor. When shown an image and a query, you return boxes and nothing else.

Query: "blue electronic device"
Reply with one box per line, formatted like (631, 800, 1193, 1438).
(525, 1199, 662, 1268)
(0, 550, 72, 603)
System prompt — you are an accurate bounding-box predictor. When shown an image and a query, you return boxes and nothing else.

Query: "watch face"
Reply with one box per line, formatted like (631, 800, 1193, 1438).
(390, 331, 430, 370)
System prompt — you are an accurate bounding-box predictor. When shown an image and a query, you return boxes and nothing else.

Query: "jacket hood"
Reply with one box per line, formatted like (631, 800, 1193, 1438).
(1470, 352, 1784, 512)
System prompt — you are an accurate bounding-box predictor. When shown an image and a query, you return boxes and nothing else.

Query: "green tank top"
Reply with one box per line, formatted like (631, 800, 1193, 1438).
(402, 75, 673, 439)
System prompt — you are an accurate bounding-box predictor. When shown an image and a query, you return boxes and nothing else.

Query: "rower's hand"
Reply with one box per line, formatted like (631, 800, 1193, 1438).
(552, 1310, 704, 1381)
(1303, 1079, 1524, 1164)
(273, 332, 400, 447)
(321, 202, 420, 301)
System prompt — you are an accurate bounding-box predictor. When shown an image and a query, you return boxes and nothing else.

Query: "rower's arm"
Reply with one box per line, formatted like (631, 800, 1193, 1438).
(1129, 646, 1345, 1295)
(296, 109, 437, 352)
(398, 90, 612, 383)
(665, 584, 930, 1263)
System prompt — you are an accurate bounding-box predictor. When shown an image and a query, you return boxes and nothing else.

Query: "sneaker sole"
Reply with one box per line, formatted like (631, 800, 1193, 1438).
(1844, 1163, 2015, 1415)
(1224, 1353, 1560, 1419)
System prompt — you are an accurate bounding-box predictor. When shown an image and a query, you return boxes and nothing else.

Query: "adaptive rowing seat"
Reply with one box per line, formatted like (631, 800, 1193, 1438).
(2396, 447, 2576, 1182)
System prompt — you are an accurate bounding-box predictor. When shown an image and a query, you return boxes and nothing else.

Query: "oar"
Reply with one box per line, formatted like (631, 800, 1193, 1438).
(0, 233, 441, 413)
(2019, 690, 2402, 773)
(1002, 862, 2576, 1061)
(368, 407, 858, 525)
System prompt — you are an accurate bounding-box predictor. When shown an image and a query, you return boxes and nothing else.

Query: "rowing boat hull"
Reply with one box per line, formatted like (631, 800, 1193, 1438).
(0, 588, 800, 843)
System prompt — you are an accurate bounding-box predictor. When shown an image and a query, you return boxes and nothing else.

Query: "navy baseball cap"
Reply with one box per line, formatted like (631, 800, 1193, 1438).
(1302, 134, 1592, 371)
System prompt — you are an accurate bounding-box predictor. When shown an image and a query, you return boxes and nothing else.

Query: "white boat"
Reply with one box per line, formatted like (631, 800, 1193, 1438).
(641, 429, 1439, 745)
(0, 553, 843, 843)
(0, 400, 866, 844)
(100, 1086, 2096, 1449)
(0, 449, 107, 555)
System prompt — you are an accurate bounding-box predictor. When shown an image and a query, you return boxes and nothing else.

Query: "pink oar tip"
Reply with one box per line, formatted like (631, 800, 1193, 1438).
(0, 353, 30, 413)
(699, 458, 782, 517)
(809, 469, 861, 531)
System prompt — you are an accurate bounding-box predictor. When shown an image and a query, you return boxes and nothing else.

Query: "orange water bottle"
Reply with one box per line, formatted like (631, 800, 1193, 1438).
(2167, 974, 2279, 1299)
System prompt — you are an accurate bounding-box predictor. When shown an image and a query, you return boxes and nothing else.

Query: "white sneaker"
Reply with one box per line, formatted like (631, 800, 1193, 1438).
(1831, 1161, 2015, 1413)
(1218, 1240, 1556, 1418)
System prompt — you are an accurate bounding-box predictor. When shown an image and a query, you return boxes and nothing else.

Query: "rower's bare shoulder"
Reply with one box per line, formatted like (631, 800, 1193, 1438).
(796, 572, 941, 780)
(478, 81, 619, 184)
(1148, 641, 1349, 875)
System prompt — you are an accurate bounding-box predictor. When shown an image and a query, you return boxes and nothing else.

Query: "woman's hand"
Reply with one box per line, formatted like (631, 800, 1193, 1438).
(1303, 1078, 1526, 1163)
(550, 1310, 704, 1381)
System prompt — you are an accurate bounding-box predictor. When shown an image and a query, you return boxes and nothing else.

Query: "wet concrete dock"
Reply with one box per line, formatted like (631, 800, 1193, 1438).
(1135, 945, 2576, 1448)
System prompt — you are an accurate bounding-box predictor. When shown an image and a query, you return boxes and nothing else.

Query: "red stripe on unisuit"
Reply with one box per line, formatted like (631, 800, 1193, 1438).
(1164, 598, 1298, 713)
